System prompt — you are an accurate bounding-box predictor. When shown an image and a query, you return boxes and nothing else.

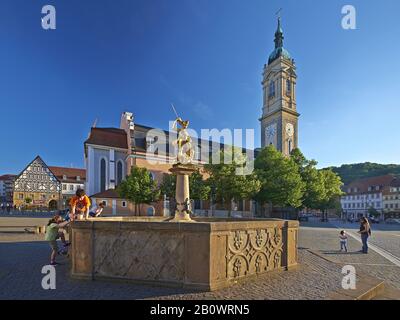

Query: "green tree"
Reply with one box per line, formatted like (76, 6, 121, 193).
(159, 173, 176, 199)
(117, 167, 160, 215)
(317, 169, 344, 221)
(190, 170, 211, 201)
(255, 145, 305, 210)
(368, 207, 380, 218)
(290, 148, 326, 211)
(328, 162, 400, 185)
(205, 148, 261, 216)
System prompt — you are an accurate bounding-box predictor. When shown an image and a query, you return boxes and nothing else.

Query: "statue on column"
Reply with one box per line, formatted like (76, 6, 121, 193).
(169, 104, 196, 222)
(172, 116, 195, 164)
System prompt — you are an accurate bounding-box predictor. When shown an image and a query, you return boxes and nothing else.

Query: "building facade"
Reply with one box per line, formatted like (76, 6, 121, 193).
(340, 175, 397, 220)
(48, 167, 86, 208)
(382, 177, 400, 218)
(0, 174, 16, 204)
(260, 18, 299, 156)
(84, 113, 257, 217)
(13, 156, 62, 210)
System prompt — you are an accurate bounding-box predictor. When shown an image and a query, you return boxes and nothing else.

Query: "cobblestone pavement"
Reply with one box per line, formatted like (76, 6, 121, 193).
(0, 217, 399, 299)
(300, 220, 400, 290)
(0, 239, 342, 300)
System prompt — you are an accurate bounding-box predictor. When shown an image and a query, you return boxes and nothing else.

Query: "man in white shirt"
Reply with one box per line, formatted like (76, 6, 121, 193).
(88, 201, 106, 218)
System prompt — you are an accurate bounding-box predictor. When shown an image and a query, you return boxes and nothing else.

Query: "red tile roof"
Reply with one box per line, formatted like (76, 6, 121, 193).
(345, 175, 396, 194)
(0, 174, 17, 181)
(48, 166, 86, 183)
(91, 189, 122, 199)
(85, 127, 128, 149)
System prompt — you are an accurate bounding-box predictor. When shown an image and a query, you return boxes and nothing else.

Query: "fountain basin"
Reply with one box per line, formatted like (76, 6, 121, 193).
(70, 217, 298, 291)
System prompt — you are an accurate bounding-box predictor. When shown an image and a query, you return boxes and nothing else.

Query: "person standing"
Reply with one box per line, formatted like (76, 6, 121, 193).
(339, 230, 348, 252)
(358, 217, 371, 254)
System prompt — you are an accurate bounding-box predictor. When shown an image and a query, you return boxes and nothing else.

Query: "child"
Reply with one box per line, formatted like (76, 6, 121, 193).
(89, 201, 106, 218)
(45, 213, 70, 266)
(69, 188, 91, 221)
(339, 230, 348, 252)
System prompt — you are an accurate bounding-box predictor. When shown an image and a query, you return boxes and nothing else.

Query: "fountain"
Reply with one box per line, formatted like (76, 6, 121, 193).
(70, 114, 299, 291)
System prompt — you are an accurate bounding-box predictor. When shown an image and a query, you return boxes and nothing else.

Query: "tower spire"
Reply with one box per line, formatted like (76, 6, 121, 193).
(274, 17, 284, 49)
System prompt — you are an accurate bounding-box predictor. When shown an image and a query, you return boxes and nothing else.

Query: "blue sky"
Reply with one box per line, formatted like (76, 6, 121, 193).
(0, 0, 399, 173)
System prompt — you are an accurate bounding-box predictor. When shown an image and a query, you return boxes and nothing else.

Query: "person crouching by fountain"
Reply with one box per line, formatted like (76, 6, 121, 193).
(45, 213, 70, 266)
(358, 217, 372, 254)
(69, 188, 91, 221)
(88, 201, 106, 218)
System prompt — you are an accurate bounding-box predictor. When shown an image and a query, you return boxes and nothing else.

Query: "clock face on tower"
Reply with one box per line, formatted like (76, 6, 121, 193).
(285, 123, 294, 137)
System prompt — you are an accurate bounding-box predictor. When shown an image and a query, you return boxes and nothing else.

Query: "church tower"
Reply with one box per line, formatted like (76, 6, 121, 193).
(260, 18, 299, 156)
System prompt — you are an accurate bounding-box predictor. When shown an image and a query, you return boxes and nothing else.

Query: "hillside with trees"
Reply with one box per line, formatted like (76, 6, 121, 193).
(327, 162, 400, 185)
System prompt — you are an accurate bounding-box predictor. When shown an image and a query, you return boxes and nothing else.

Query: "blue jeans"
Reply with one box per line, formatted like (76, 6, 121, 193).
(361, 233, 369, 253)
(340, 241, 348, 251)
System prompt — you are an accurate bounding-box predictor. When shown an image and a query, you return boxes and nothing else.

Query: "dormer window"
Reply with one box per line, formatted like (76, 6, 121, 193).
(76, 176, 81, 181)
(63, 175, 67, 180)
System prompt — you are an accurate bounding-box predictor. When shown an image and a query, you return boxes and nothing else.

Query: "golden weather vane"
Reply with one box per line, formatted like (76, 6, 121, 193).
(275, 8, 283, 19)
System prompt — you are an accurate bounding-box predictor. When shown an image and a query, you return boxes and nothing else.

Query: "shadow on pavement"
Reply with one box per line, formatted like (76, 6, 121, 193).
(0, 241, 201, 300)
(321, 250, 364, 255)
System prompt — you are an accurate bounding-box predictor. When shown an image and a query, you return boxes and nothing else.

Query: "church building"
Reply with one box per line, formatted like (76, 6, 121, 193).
(84, 18, 299, 217)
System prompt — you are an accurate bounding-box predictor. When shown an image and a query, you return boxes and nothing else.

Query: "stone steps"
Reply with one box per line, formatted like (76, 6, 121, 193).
(328, 274, 385, 300)
(372, 285, 400, 300)
(306, 249, 397, 300)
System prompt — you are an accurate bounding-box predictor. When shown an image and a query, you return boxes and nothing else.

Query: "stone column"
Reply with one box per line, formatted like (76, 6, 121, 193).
(169, 164, 196, 222)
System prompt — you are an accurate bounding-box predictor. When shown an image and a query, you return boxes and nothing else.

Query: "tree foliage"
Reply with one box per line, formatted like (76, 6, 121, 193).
(205, 148, 261, 214)
(190, 170, 211, 201)
(117, 167, 160, 214)
(317, 169, 344, 218)
(255, 145, 305, 208)
(159, 173, 176, 199)
(328, 162, 400, 185)
(290, 148, 326, 210)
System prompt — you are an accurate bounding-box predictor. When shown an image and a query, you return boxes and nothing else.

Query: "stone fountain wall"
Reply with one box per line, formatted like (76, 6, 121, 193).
(70, 217, 298, 291)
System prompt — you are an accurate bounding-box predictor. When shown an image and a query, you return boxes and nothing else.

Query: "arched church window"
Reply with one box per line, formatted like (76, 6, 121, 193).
(100, 158, 106, 192)
(288, 139, 293, 155)
(269, 81, 275, 98)
(286, 79, 291, 95)
(116, 161, 123, 186)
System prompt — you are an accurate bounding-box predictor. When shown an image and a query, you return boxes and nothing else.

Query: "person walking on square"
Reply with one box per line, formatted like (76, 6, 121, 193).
(69, 189, 91, 221)
(358, 217, 371, 254)
(45, 213, 70, 266)
(339, 230, 348, 252)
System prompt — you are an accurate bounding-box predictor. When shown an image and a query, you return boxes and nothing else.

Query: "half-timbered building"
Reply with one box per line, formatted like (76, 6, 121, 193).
(13, 156, 61, 210)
